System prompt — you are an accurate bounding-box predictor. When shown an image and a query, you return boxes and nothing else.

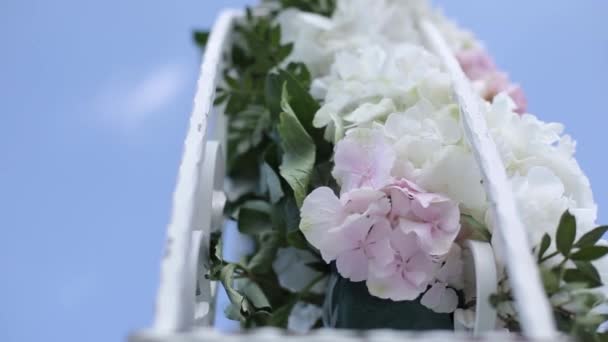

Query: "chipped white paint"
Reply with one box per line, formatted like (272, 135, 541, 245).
(419, 19, 557, 339)
(151, 9, 237, 334)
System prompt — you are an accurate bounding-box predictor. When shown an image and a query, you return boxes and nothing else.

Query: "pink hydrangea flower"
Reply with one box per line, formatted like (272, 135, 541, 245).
(420, 245, 464, 313)
(388, 180, 461, 256)
(456, 48, 496, 80)
(456, 48, 527, 114)
(367, 229, 436, 300)
(332, 128, 396, 194)
(299, 127, 463, 305)
(300, 187, 394, 281)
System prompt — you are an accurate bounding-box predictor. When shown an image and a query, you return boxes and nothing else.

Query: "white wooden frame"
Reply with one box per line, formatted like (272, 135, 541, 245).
(130, 9, 560, 342)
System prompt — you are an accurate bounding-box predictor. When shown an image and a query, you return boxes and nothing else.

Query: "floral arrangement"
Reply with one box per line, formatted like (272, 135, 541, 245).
(196, 0, 608, 339)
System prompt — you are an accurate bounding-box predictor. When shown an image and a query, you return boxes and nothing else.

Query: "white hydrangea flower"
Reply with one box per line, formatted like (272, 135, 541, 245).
(313, 44, 447, 142)
(276, 0, 600, 306)
(484, 94, 597, 237)
(275, 9, 333, 78)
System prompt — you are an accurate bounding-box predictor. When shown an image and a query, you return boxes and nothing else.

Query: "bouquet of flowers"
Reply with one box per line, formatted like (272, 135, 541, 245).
(196, 0, 608, 339)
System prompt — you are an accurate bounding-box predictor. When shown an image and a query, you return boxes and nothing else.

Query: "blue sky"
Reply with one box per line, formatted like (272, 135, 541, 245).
(0, 1, 606, 341)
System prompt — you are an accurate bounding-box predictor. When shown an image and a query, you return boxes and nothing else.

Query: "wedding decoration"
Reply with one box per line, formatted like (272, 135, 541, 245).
(193, 0, 608, 340)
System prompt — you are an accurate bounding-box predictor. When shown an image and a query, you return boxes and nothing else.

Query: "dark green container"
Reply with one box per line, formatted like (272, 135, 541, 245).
(324, 271, 454, 331)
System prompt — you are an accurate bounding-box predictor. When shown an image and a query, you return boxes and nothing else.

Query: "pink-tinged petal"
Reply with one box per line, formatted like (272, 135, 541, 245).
(400, 217, 456, 256)
(389, 228, 421, 260)
(398, 217, 434, 249)
(333, 128, 396, 193)
(394, 178, 427, 194)
(366, 237, 395, 270)
(367, 218, 392, 243)
(411, 192, 449, 209)
(299, 187, 344, 248)
(456, 49, 496, 80)
(506, 84, 527, 114)
(366, 219, 395, 269)
(436, 245, 464, 288)
(482, 71, 509, 100)
(367, 271, 422, 301)
(386, 187, 412, 219)
(342, 214, 375, 245)
(437, 202, 461, 234)
(421, 283, 459, 313)
(320, 214, 368, 262)
(405, 252, 437, 287)
(342, 188, 388, 215)
(336, 248, 369, 282)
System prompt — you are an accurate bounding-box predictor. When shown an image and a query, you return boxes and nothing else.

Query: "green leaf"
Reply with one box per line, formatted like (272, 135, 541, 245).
(193, 30, 210, 49)
(538, 233, 552, 262)
(266, 68, 319, 133)
(286, 62, 312, 89)
(277, 0, 337, 17)
(287, 230, 309, 250)
(220, 264, 249, 319)
(247, 232, 280, 274)
(260, 163, 284, 204)
(224, 302, 243, 321)
(276, 43, 294, 63)
(571, 246, 608, 261)
(264, 73, 284, 120)
(556, 210, 577, 257)
(277, 85, 316, 207)
(267, 299, 297, 327)
(228, 105, 271, 157)
(576, 261, 603, 286)
(220, 264, 272, 322)
(235, 278, 272, 312)
(310, 161, 338, 191)
(238, 201, 272, 235)
(277, 69, 319, 130)
(540, 267, 561, 294)
(306, 261, 330, 273)
(564, 265, 602, 288)
(576, 226, 608, 248)
(460, 214, 491, 242)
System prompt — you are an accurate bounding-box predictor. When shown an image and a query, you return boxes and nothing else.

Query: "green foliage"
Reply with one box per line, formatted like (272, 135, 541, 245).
(193, 30, 209, 49)
(460, 214, 491, 242)
(220, 264, 272, 321)
(538, 233, 552, 262)
(237, 200, 272, 235)
(270, 0, 337, 17)
(277, 85, 316, 207)
(492, 210, 608, 341)
(198, 2, 338, 330)
(576, 226, 608, 248)
(556, 211, 577, 257)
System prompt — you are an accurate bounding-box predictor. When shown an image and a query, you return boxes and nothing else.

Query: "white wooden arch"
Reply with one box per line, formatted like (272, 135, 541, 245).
(130, 9, 559, 342)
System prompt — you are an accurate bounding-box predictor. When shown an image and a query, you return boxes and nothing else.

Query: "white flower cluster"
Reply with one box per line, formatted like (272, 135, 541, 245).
(272, 0, 600, 330)
(277, 0, 597, 256)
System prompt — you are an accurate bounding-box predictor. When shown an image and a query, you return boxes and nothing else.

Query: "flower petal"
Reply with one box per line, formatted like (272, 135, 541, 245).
(421, 282, 459, 313)
(336, 248, 369, 281)
(299, 187, 344, 248)
(333, 127, 396, 193)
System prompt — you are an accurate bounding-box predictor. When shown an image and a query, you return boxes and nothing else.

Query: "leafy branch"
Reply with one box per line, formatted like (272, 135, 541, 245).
(491, 211, 608, 341)
(197, 1, 337, 329)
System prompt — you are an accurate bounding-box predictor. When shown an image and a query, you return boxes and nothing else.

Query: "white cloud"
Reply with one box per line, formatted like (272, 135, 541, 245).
(95, 63, 188, 130)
